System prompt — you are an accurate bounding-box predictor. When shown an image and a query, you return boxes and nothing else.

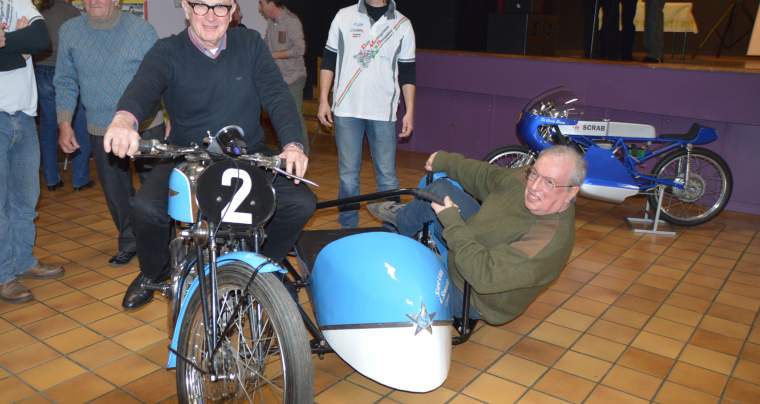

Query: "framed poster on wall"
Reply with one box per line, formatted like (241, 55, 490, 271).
(71, 0, 148, 20)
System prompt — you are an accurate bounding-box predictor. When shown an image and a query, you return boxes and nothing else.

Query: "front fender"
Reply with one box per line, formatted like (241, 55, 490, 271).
(166, 251, 286, 368)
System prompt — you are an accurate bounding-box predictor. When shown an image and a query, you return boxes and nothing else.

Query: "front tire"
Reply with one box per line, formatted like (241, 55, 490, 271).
(176, 263, 313, 403)
(647, 147, 733, 226)
(483, 145, 535, 168)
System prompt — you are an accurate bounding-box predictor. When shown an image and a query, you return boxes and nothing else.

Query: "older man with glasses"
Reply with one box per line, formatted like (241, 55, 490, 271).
(368, 145, 586, 325)
(104, 0, 315, 310)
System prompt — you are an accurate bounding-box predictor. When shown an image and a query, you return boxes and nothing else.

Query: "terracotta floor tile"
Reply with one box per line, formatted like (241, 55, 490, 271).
(521, 301, 557, 321)
(647, 265, 686, 281)
(589, 274, 631, 293)
(740, 343, 760, 364)
(602, 306, 650, 329)
(656, 304, 703, 327)
(88, 313, 145, 338)
(733, 359, 760, 386)
(690, 329, 745, 356)
(601, 365, 662, 400)
(654, 255, 693, 270)
(44, 326, 103, 354)
(697, 254, 736, 269)
(87, 389, 142, 404)
(576, 284, 621, 305)
(571, 334, 626, 362)
(679, 344, 736, 375)
(626, 283, 669, 303)
(637, 273, 679, 291)
(0, 329, 37, 356)
(724, 377, 760, 403)
(561, 296, 608, 317)
(314, 353, 354, 379)
(561, 268, 596, 284)
(315, 380, 381, 403)
(448, 395, 482, 404)
(389, 386, 457, 403)
(553, 351, 612, 382)
(643, 317, 695, 342)
(459, 372, 525, 403)
(1, 303, 58, 326)
(722, 281, 760, 299)
(533, 369, 594, 403)
(442, 361, 479, 392)
(716, 291, 760, 312)
(600, 266, 641, 282)
(674, 282, 719, 301)
(544, 308, 596, 332)
(585, 385, 649, 404)
(29, 281, 75, 301)
(614, 294, 661, 316)
(123, 370, 176, 404)
(45, 291, 97, 313)
(529, 322, 582, 348)
(488, 353, 547, 387)
(509, 338, 565, 367)
(112, 324, 166, 351)
(69, 340, 131, 370)
(664, 292, 711, 314)
(94, 353, 160, 386)
(654, 381, 719, 404)
(469, 326, 521, 351)
(0, 342, 60, 373)
(517, 389, 568, 404)
(451, 341, 502, 370)
(535, 289, 571, 308)
(498, 314, 541, 335)
(699, 315, 750, 340)
(18, 357, 86, 390)
(587, 319, 638, 345)
(631, 331, 685, 359)
(65, 301, 120, 324)
(0, 377, 36, 402)
(617, 347, 674, 378)
(691, 263, 732, 280)
(667, 361, 727, 397)
(44, 373, 115, 403)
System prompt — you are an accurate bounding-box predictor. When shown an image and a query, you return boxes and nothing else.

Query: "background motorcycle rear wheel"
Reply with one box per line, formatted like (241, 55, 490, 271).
(483, 145, 535, 168)
(176, 263, 313, 403)
(648, 147, 733, 226)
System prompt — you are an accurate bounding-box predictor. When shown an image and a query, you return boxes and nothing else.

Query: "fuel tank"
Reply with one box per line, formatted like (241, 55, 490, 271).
(309, 232, 452, 392)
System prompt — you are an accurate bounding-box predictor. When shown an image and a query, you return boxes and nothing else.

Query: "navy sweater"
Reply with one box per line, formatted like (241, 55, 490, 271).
(118, 27, 303, 154)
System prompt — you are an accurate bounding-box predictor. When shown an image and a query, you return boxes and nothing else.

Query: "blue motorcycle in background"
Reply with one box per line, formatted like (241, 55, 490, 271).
(485, 87, 733, 227)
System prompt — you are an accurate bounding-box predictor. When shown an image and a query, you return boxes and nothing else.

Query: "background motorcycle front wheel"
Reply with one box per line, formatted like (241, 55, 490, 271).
(648, 147, 733, 226)
(176, 263, 313, 403)
(483, 145, 535, 168)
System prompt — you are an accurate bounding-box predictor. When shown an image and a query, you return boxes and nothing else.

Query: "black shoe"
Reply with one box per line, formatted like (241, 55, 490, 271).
(73, 180, 95, 191)
(109, 251, 137, 267)
(47, 180, 64, 191)
(122, 274, 154, 309)
(642, 57, 663, 63)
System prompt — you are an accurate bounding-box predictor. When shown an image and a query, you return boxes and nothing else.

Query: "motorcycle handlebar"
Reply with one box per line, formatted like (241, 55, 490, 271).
(413, 189, 446, 205)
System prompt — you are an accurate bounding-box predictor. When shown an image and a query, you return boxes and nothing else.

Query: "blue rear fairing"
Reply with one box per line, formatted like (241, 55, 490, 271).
(166, 252, 286, 368)
(310, 232, 451, 329)
(583, 146, 638, 190)
(168, 168, 194, 223)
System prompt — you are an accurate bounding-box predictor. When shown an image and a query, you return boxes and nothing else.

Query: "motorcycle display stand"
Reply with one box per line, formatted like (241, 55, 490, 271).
(625, 186, 677, 236)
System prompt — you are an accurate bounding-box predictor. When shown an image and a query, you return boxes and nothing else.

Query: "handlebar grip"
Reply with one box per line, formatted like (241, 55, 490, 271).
(138, 139, 158, 154)
(414, 189, 446, 205)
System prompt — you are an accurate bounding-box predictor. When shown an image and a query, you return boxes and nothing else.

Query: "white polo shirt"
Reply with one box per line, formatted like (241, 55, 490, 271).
(0, 0, 42, 116)
(325, 0, 415, 122)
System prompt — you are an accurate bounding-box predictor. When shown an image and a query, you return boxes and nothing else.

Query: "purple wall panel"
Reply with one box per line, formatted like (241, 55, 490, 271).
(405, 51, 760, 214)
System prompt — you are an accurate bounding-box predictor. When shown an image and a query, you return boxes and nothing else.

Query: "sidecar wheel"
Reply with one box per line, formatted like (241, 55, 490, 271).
(176, 263, 313, 403)
(483, 145, 535, 168)
(648, 147, 733, 226)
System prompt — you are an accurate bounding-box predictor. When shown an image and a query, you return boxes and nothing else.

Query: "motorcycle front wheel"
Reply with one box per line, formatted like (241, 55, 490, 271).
(176, 263, 313, 403)
(648, 147, 733, 226)
(483, 145, 535, 168)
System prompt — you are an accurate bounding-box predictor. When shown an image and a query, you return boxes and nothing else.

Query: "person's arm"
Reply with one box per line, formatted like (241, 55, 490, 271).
(431, 151, 519, 201)
(317, 14, 340, 128)
(397, 21, 416, 137)
(271, 14, 305, 60)
(54, 21, 81, 152)
(0, 17, 49, 71)
(399, 83, 414, 137)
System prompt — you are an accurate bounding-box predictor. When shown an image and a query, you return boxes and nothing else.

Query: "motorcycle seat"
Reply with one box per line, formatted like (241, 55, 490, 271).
(657, 123, 702, 141)
(295, 227, 389, 274)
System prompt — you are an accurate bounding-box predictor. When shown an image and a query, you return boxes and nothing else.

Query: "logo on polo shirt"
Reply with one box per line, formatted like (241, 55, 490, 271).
(354, 38, 382, 68)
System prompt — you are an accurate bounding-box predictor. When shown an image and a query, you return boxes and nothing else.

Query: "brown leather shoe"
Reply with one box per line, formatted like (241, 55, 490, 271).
(0, 280, 33, 304)
(20, 263, 65, 279)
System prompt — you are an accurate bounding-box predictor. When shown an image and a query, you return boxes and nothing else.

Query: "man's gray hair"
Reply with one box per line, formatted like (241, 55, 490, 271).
(538, 145, 586, 186)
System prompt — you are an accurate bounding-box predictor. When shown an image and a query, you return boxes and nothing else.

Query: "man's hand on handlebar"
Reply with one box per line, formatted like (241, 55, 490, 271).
(104, 112, 141, 158)
(278, 144, 309, 184)
(425, 151, 439, 172)
(432, 196, 458, 215)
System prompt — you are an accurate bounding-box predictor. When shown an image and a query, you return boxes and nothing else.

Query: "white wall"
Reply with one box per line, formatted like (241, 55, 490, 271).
(146, 0, 266, 39)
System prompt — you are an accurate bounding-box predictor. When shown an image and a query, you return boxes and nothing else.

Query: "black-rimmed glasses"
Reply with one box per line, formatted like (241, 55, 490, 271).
(525, 167, 575, 190)
(187, 1, 232, 17)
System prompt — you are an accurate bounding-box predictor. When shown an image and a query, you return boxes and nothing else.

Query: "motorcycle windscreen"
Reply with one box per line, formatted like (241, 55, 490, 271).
(310, 232, 452, 392)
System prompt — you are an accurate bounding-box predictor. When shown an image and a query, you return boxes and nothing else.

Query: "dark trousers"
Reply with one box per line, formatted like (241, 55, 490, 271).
(133, 162, 317, 281)
(600, 0, 636, 60)
(91, 135, 150, 253)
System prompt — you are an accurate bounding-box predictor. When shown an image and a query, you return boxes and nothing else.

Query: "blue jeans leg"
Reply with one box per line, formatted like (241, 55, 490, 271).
(70, 103, 91, 187)
(0, 112, 40, 284)
(395, 179, 481, 237)
(334, 116, 365, 228)
(34, 65, 60, 187)
(365, 119, 399, 193)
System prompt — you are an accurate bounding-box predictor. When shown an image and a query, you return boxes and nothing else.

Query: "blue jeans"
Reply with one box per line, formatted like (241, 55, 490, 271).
(0, 112, 40, 284)
(395, 179, 482, 318)
(35, 65, 91, 188)
(334, 116, 398, 228)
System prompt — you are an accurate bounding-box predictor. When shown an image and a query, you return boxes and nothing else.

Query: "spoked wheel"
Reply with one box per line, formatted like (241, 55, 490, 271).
(177, 263, 313, 403)
(483, 145, 535, 168)
(647, 147, 733, 226)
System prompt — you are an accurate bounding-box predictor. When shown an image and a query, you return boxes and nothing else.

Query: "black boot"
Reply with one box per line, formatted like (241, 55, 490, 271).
(122, 273, 154, 309)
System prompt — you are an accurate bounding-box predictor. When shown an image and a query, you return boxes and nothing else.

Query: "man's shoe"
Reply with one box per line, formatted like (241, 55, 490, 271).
(73, 180, 95, 191)
(109, 251, 137, 267)
(367, 201, 406, 227)
(46, 180, 64, 191)
(122, 274, 154, 309)
(0, 280, 33, 304)
(642, 57, 663, 63)
(20, 263, 64, 279)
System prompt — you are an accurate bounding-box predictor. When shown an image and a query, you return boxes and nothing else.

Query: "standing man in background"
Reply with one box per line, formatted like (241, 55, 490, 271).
(259, 0, 308, 151)
(317, 0, 416, 228)
(642, 0, 665, 63)
(55, 0, 160, 267)
(1, 0, 65, 304)
(34, 0, 92, 192)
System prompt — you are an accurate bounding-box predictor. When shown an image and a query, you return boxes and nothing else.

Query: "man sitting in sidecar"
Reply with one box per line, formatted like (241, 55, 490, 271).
(369, 145, 586, 325)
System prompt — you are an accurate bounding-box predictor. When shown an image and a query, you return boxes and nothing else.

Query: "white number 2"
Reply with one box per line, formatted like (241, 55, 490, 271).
(220, 168, 253, 224)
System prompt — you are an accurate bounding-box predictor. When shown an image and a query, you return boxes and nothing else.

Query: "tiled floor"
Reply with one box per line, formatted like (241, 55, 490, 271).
(2, 139, 760, 403)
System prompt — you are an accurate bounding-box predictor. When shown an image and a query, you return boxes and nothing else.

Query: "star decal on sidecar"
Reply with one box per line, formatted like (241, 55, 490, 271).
(407, 302, 436, 336)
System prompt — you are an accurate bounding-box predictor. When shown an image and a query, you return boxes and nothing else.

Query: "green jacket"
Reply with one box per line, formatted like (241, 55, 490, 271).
(433, 152, 575, 325)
